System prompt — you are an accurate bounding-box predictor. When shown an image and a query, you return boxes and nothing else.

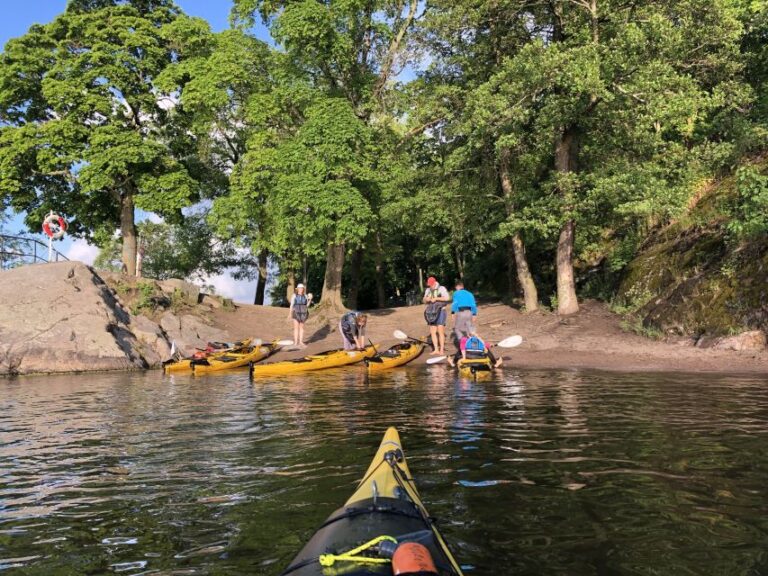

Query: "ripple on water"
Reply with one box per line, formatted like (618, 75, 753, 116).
(1, 369, 768, 575)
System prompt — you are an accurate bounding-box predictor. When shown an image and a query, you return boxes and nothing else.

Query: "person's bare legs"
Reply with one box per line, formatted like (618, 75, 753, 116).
(298, 322, 305, 347)
(429, 325, 439, 354)
(293, 319, 300, 346)
(437, 325, 446, 354)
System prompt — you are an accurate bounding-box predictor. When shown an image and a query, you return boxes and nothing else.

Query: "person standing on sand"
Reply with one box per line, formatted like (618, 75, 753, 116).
(340, 311, 368, 350)
(450, 279, 477, 346)
(288, 284, 312, 348)
(423, 276, 450, 355)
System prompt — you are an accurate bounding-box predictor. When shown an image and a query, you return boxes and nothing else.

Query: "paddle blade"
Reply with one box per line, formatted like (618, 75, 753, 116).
(497, 335, 523, 348)
(276, 339, 295, 346)
(393, 329, 408, 340)
(426, 355, 447, 365)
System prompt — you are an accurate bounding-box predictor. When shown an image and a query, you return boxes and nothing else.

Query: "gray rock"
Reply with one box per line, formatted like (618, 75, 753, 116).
(712, 330, 767, 352)
(158, 278, 200, 305)
(160, 311, 230, 357)
(0, 262, 148, 375)
(200, 293, 223, 309)
(130, 315, 172, 366)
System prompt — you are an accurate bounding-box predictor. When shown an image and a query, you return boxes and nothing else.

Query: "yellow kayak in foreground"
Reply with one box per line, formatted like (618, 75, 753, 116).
(281, 427, 464, 575)
(251, 344, 377, 377)
(192, 341, 279, 374)
(163, 338, 253, 373)
(366, 341, 424, 373)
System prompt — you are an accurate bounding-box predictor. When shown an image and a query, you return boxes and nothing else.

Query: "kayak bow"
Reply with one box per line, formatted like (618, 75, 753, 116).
(281, 427, 463, 575)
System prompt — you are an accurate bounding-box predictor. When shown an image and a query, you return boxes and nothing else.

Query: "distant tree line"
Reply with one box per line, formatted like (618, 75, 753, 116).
(1, 0, 765, 311)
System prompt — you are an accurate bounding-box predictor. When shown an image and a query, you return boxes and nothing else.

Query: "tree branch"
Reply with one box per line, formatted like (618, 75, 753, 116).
(372, 0, 419, 102)
(397, 117, 444, 147)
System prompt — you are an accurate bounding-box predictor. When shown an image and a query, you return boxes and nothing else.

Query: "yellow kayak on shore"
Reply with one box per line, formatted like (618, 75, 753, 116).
(366, 341, 424, 373)
(192, 341, 279, 374)
(163, 338, 253, 373)
(282, 427, 464, 575)
(251, 344, 377, 377)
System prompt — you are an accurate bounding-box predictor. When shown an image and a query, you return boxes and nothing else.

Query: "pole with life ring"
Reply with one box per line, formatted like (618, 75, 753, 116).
(42, 211, 67, 262)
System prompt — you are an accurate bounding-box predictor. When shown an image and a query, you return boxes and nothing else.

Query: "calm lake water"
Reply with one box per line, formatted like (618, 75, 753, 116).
(1, 367, 767, 575)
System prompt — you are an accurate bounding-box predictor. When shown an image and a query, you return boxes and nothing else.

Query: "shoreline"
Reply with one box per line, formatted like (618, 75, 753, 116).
(209, 300, 768, 376)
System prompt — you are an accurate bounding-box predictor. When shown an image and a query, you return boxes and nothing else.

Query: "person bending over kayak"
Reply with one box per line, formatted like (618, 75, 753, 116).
(447, 331, 502, 368)
(288, 283, 312, 348)
(340, 311, 368, 351)
(423, 276, 450, 355)
(450, 279, 477, 346)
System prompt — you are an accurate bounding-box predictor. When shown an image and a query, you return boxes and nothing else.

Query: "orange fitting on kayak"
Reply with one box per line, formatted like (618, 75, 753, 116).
(392, 542, 438, 575)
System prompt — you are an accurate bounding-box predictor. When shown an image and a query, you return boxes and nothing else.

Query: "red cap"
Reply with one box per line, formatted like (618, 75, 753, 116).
(426, 276, 437, 287)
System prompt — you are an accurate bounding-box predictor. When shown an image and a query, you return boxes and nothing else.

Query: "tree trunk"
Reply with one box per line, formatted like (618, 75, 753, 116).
(321, 242, 346, 311)
(253, 249, 268, 305)
(511, 233, 539, 312)
(120, 188, 137, 276)
(348, 248, 363, 310)
(454, 247, 465, 281)
(285, 269, 295, 305)
(418, 266, 424, 294)
(555, 128, 579, 315)
(498, 148, 538, 311)
(374, 231, 386, 308)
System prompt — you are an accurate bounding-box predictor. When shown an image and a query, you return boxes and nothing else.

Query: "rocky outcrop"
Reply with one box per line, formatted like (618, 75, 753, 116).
(712, 330, 767, 352)
(159, 311, 230, 357)
(0, 262, 221, 376)
(0, 262, 141, 375)
(617, 160, 768, 337)
(158, 278, 200, 305)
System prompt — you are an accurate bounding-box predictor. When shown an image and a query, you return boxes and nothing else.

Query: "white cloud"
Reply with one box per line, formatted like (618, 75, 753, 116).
(66, 239, 100, 265)
(201, 272, 260, 304)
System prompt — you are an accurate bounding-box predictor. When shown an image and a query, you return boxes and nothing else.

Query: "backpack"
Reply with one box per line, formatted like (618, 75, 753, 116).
(424, 302, 443, 324)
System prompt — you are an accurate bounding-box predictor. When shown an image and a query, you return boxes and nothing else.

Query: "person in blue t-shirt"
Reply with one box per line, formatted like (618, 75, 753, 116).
(450, 279, 477, 346)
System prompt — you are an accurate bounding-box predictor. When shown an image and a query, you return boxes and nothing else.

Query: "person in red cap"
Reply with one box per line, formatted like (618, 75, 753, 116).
(422, 276, 450, 354)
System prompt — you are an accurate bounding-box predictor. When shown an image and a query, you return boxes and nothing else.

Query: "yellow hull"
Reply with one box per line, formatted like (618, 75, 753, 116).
(345, 427, 464, 575)
(163, 338, 253, 373)
(457, 356, 493, 378)
(367, 341, 424, 372)
(193, 342, 278, 374)
(251, 344, 377, 377)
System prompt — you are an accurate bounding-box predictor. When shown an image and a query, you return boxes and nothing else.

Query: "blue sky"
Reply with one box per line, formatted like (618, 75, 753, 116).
(1, 1, 268, 302)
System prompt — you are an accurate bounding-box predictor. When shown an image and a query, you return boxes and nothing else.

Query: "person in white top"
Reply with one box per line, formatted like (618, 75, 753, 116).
(422, 276, 450, 354)
(288, 284, 312, 348)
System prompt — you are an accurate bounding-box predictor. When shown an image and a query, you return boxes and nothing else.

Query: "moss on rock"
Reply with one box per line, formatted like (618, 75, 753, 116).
(618, 159, 768, 337)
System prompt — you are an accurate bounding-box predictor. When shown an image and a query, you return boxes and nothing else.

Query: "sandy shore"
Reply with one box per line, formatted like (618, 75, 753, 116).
(210, 300, 768, 374)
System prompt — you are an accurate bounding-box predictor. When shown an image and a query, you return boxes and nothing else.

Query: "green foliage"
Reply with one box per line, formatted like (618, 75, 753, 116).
(93, 215, 253, 280)
(2, 0, 766, 312)
(0, 2, 208, 272)
(727, 166, 768, 238)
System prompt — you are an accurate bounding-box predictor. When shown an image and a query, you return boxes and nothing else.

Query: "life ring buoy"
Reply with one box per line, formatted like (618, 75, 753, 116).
(43, 213, 67, 239)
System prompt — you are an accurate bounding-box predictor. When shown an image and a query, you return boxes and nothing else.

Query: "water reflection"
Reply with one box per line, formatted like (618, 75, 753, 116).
(1, 369, 768, 574)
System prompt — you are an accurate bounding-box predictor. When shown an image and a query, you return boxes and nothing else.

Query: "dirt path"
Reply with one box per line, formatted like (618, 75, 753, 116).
(211, 300, 768, 374)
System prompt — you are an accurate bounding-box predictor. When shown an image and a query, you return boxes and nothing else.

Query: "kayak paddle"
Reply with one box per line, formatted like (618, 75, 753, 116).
(393, 330, 429, 344)
(366, 339, 384, 363)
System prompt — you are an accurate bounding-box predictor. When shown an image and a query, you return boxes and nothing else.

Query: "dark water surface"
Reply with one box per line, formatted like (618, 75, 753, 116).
(1, 368, 767, 575)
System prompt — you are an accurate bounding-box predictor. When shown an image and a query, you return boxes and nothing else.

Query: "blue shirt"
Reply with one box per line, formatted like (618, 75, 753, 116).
(451, 289, 477, 315)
